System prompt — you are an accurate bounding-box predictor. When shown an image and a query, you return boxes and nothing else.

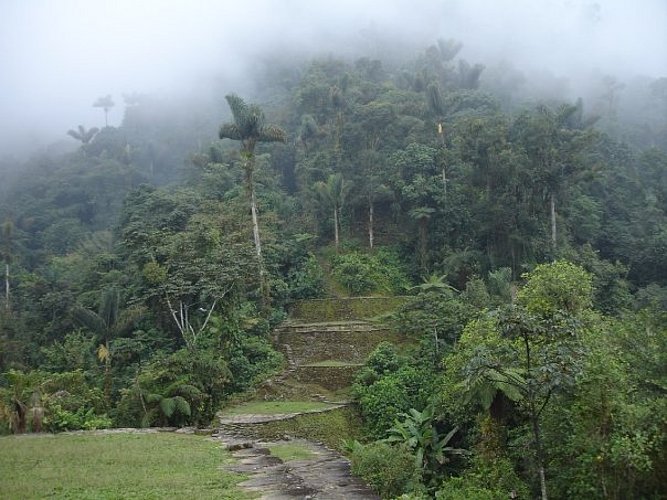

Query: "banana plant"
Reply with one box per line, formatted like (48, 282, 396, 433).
(385, 404, 466, 485)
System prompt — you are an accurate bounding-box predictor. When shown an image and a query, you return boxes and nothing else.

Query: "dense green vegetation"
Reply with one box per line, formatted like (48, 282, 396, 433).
(1, 38, 666, 499)
(0, 433, 251, 499)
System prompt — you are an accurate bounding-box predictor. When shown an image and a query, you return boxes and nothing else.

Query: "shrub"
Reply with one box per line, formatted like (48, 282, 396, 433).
(354, 365, 435, 439)
(45, 405, 113, 432)
(435, 457, 529, 500)
(115, 348, 230, 427)
(346, 440, 424, 498)
(226, 335, 284, 392)
(331, 249, 410, 296)
(287, 253, 326, 299)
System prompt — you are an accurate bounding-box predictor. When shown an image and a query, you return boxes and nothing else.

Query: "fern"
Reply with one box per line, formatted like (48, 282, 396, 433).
(172, 396, 191, 417)
(159, 397, 176, 418)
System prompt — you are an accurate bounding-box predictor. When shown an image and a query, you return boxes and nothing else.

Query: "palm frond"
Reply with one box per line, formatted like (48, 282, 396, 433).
(258, 124, 287, 143)
(172, 396, 191, 417)
(219, 123, 242, 141)
(72, 306, 107, 337)
(224, 94, 249, 126)
(98, 288, 120, 330)
(96, 343, 110, 363)
(67, 129, 83, 141)
(113, 305, 145, 337)
(145, 393, 163, 404)
(160, 397, 176, 418)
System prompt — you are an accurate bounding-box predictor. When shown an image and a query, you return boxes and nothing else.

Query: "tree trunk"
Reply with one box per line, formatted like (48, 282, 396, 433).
(250, 187, 262, 260)
(532, 411, 549, 500)
(368, 199, 374, 250)
(419, 219, 427, 272)
(244, 152, 269, 306)
(334, 206, 340, 253)
(525, 334, 549, 500)
(4, 262, 8, 310)
(550, 193, 557, 248)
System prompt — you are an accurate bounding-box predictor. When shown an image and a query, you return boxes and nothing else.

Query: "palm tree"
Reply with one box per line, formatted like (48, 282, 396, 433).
(219, 94, 286, 294)
(93, 95, 114, 127)
(67, 125, 99, 144)
(73, 288, 143, 404)
(409, 206, 435, 272)
(314, 173, 349, 253)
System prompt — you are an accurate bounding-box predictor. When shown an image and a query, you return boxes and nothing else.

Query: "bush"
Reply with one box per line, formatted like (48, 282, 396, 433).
(435, 478, 500, 500)
(115, 348, 230, 427)
(332, 249, 410, 296)
(0, 370, 109, 433)
(354, 364, 435, 439)
(287, 253, 326, 299)
(353, 341, 404, 386)
(45, 405, 113, 432)
(346, 440, 424, 498)
(227, 335, 284, 392)
(435, 456, 529, 500)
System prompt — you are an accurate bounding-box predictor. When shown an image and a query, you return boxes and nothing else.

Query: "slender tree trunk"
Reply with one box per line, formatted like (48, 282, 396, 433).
(244, 151, 269, 305)
(368, 198, 374, 250)
(550, 193, 557, 248)
(334, 206, 340, 253)
(250, 187, 262, 260)
(4, 262, 9, 310)
(103, 343, 112, 407)
(532, 410, 549, 500)
(524, 335, 549, 500)
(419, 219, 427, 272)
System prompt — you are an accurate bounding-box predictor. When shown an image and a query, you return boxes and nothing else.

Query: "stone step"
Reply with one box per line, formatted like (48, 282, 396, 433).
(216, 436, 380, 499)
(275, 321, 389, 335)
(218, 404, 347, 426)
(288, 296, 407, 323)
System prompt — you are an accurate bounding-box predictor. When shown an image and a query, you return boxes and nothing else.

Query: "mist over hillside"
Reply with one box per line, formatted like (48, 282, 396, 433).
(1, 0, 665, 160)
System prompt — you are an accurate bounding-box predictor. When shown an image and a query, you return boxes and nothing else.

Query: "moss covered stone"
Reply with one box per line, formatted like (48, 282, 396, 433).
(289, 296, 408, 322)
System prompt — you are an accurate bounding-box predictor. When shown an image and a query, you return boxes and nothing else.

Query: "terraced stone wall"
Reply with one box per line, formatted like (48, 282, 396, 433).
(289, 296, 407, 322)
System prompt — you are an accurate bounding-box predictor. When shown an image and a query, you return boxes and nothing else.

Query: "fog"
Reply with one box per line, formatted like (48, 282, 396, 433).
(1, 0, 666, 158)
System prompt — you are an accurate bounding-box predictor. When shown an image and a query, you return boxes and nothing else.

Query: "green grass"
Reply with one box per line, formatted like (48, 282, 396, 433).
(253, 406, 364, 452)
(0, 432, 253, 499)
(268, 443, 316, 462)
(221, 400, 335, 415)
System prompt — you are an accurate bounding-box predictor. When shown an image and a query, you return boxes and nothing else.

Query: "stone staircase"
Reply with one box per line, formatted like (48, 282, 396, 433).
(267, 298, 406, 397)
(218, 296, 407, 420)
(213, 297, 406, 498)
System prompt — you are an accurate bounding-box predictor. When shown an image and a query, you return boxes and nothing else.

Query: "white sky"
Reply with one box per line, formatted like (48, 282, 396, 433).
(1, 0, 666, 155)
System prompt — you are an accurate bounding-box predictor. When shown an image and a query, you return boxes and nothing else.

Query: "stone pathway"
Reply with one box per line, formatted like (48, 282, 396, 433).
(215, 432, 379, 499)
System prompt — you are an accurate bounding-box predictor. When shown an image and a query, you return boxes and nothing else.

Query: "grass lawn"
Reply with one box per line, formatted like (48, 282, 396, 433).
(220, 400, 335, 415)
(0, 432, 252, 499)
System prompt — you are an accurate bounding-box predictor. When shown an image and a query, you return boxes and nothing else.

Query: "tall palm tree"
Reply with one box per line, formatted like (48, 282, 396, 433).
(219, 94, 286, 293)
(314, 173, 349, 253)
(93, 95, 114, 127)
